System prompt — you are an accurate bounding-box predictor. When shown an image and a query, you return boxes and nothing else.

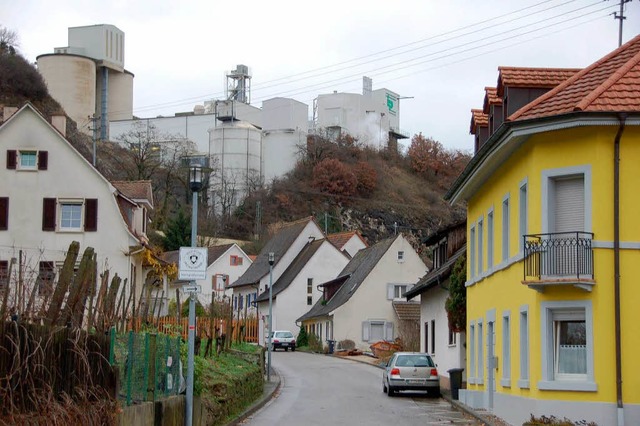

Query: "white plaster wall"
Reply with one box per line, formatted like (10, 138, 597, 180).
(333, 235, 427, 350)
(0, 107, 140, 298)
(194, 244, 251, 305)
(341, 235, 367, 258)
(419, 285, 466, 384)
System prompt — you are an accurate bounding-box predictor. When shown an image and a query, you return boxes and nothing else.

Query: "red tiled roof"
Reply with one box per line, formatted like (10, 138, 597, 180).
(111, 180, 154, 207)
(510, 34, 640, 121)
(327, 231, 367, 250)
(482, 87, 502, 113)
(496, 66, 580, 97)
(470, 109, 488, 134)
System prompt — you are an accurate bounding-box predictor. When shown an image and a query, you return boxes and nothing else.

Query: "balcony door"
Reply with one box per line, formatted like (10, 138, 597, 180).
(547, 175, 584, 277)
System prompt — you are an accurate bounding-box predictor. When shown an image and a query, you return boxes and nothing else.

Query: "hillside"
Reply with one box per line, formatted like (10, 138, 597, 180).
(0, 44, 468, 256)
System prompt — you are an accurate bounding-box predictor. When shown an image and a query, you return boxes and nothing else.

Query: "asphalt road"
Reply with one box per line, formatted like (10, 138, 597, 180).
(241, 351, 480, 426)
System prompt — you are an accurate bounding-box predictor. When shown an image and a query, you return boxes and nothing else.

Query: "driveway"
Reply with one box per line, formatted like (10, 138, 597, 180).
(241, 351, 480, 425)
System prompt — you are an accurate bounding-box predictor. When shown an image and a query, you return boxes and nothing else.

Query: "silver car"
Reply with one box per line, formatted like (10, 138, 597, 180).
(382, 352, 440, 396)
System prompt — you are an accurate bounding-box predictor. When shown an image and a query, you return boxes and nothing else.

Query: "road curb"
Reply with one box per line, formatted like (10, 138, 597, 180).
(226, 368, 282, 426)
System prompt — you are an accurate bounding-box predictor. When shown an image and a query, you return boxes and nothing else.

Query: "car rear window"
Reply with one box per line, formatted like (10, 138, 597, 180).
(395, 354, 435, 367)
(275, 331, 293, 338)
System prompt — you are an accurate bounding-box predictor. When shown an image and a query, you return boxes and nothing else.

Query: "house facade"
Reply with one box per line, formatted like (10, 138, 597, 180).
(229, 217, 325, 343)
(0, 104, 151, 312)
(255, 238, 349, 339)
(298, 234, 427, 351)
(447, 36, 640, 425)
(405, 221, 466, 391)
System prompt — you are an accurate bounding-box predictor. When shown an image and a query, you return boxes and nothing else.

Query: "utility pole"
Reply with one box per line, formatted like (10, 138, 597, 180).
(613, 0, 632, 47)
(88, 114, 100, 167)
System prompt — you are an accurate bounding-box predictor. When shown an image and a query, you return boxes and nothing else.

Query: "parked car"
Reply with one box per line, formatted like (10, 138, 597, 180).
(268, 330, 296, 351)
(382, 352, 440, 396)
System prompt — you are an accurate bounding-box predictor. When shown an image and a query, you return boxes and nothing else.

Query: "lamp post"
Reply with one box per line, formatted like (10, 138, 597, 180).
(267, 252, 274, 382)
(186, 165, 203, 426)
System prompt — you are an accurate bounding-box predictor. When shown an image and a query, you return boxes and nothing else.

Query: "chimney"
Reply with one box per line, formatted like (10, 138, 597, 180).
(51, 114, 66, 137)
(2, 106, 18, 123)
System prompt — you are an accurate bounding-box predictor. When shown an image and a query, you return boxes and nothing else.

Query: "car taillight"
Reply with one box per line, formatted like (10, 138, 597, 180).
(390, 368, 400, 376)
(430, 368, 438, 377)
(273, 339, 279, 343)
(292, 340, 296, 345)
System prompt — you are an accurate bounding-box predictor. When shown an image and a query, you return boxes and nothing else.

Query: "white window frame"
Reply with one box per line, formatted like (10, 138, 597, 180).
(541, 165, 592, 234)
(501, 311, 511, 387)
(538, 301, 596, 391)
(387, 283, 410, 300)
(518, 305, 529, 389)
(19, 150, 37, 170)
(502, 194, 510, 262)
(487, 209, 494, 269)
(362, 320, 394, 342)
(470, 225, 476, 278)
(477, 217, 483, 276)
(477, 320, 484, 385)
(469, 322, 476, 383)
(519, 179, 528, 252)
(448, 327, 457, 346)
(59, 200, 84, 231)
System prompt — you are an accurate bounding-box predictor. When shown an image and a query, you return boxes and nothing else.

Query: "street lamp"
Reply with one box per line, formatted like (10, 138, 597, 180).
(267, 252, 275, 382)
(186, 164, 203, 426)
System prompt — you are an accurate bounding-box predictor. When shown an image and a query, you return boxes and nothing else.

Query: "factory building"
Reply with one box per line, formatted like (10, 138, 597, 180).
(37, 24, 134, 139)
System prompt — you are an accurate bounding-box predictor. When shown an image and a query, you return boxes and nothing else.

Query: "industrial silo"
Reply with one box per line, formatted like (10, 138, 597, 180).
(36, 54, 97, 133)
(209, 120, 262, 215)
(105, 70, 134, 121)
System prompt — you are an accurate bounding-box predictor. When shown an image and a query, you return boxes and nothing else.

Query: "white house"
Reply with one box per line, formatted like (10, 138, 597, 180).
(327, 230, 368, 258)
(161, 243, 252, 309)
(298, 234, 427, 351)
(0, 103, 152, 312)
(228, 217, 325, 343)
(405, 221, 467, 391)
(255, 237, 349, 341)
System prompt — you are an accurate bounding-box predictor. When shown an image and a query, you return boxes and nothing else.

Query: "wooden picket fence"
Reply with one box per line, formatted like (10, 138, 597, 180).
(127, 316, 260, 343)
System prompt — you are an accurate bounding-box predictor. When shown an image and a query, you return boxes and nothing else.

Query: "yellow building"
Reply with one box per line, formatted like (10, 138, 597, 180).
(446, 35, 640, 426)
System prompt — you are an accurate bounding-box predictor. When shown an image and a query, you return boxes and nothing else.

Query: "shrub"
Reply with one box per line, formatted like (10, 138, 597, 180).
(311, 158, 357, 197)
(338, 339, 355, 350)
(523, 414, 598, 426)
(297, 326, 308, 347)
(307, 333, 323, 353)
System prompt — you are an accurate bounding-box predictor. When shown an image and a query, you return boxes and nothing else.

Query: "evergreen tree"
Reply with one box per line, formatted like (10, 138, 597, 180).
(162, 209, 191, 250)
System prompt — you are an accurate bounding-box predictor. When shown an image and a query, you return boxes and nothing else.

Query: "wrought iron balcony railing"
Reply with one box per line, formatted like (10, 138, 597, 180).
(523, 232, 594, 283)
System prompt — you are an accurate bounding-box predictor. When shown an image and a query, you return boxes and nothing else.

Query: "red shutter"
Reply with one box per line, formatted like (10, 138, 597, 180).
(85, 198, 98, 232)
(38, 151, 48, 170)
(0, 197, 8, 230)
(42, 198, 56, 231)
(6, 150, 16, 169)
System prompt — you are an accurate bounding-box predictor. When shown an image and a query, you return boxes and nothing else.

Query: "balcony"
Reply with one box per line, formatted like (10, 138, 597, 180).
(523, 232, 595, 292)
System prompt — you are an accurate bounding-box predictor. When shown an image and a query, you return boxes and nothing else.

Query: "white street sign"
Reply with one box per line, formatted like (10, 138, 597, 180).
(178, 247, 208, 280)
(182, 284, 202, 294)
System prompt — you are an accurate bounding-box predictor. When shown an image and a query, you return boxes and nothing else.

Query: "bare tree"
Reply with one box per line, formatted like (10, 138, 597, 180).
(0, 26, 19, 54)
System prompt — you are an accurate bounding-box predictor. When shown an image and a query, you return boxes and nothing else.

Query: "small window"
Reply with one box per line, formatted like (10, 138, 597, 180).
(470, 226, 476, 278)
(19, 151, 37, 169)
(448, 327, 456, 346)
(478, 321, 484, 384)
(502, 312, 511, 386)
(230, 255, 243, 266)
(519, 307, 529, 388)
(60, 203, 83, 230)
(430, 319, 435, 354)
(0, 197, 8, 230)
(387, 283, 409, 300)
(397, 251, 405, 262)
(519, 182, 528, 252)
(470, 323, 476, 380)
(307, 278, 313, 305)
(487, 210, 494, 268)
(502, 196, 510, 261)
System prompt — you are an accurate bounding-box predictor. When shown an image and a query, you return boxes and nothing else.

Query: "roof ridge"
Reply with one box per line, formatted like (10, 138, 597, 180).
(575, 48, 640, 111)
(497, 66, 582, 72)
(509, 34, 640, 121)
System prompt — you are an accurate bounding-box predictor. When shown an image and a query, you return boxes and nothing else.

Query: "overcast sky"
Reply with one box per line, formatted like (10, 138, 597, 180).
(2, 0, 638, 151)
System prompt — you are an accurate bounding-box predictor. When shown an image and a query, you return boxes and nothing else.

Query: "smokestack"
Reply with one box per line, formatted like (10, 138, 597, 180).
(51, 114, 66, 137)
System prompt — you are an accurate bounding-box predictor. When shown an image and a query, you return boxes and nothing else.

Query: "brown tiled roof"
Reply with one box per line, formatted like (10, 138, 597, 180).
(482, 87, 502, 113)
(327, 231, 367, 250)
(510, 35, 640, 121)
(469, 109, 488, 134)
(111, 180, 154, 208)
(392, 301, 421, 321)
(496, 66, 580, 97)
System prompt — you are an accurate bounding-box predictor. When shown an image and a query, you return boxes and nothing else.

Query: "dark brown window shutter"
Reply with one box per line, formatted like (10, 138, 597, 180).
(42, 198, 56, 231)
(6, 150, 16, 169)
(38, 151, 48, 170)
(0, 197, 8, 230)
(85, 198, 98, 232)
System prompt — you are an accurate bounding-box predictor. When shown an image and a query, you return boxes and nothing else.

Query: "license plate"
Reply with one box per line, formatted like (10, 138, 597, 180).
(407, 379, 423, 384)
(282, 343, 288, 346)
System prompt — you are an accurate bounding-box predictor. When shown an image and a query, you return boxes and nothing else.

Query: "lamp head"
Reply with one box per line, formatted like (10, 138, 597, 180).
(268, 252, 275, 266)
(189, 165, 203, 192)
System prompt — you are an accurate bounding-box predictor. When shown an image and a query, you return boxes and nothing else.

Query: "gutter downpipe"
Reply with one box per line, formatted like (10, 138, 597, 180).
(614, 113, 626, 426)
